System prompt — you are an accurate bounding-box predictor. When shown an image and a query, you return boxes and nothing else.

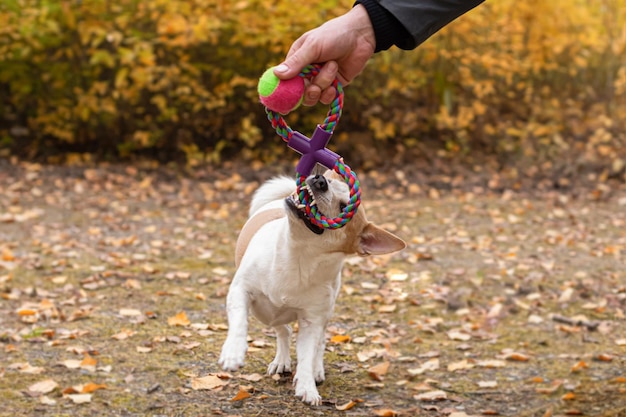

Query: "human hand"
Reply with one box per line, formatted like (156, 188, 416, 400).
(273, 4, 376, 106)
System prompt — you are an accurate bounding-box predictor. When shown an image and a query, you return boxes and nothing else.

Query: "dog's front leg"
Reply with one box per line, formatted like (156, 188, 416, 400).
(313, 334, 326, 384)
(218, 283, 249, 371)
(268, 324, 292, 375)
(293, 317, 326, 406)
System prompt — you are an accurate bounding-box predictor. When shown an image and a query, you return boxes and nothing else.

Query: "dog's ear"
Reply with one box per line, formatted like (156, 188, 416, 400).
(357, 223, 406, 256)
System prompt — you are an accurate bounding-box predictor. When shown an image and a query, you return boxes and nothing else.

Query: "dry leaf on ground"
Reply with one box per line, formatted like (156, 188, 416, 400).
(368, 361, 391, 381)
(28, 379, 58, 395)
(168, 311, 191, 327)
(190, 374, 230, 391)
(414, 390, 447, 401)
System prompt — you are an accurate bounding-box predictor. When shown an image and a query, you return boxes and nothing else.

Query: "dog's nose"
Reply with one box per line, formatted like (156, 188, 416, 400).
(311, 175, 328, 192)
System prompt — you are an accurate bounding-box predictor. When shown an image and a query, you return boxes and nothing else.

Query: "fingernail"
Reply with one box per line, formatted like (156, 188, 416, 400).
(274, 64, 288, 73)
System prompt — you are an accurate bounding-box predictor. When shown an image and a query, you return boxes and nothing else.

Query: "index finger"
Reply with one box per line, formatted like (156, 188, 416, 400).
(310, 61, 338, 92)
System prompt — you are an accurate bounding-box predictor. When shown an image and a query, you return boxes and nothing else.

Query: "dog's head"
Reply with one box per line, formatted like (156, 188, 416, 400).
(285, 170, 406, 256)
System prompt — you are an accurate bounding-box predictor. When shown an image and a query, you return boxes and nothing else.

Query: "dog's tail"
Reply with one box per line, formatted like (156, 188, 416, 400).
(249, 176, 295, 216)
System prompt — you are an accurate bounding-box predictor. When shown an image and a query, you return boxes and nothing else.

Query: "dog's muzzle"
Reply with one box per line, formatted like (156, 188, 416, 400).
(285, 174, 332, 235)
(285, 196, 324, 235)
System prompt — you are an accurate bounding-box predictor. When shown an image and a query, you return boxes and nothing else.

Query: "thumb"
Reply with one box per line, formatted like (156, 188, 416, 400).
(273, 48, 316, 80)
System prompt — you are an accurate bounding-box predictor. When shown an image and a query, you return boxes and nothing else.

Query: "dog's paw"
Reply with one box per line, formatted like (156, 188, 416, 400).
(313, 355, 326, 384)
(268, 357, 291, 375)
(218, 340, 247, 371)
(314, 367, 325, 384)
(294, 379, 322, 406)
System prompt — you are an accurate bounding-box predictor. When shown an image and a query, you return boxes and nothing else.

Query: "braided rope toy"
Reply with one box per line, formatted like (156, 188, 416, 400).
(259, 64, 361, 229)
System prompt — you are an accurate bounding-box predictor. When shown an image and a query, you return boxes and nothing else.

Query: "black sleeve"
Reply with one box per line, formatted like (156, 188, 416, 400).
(355, 0, 485, 52)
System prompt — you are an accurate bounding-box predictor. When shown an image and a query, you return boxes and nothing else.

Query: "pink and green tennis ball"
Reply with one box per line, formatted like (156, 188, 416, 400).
(258, 67, 305, 115)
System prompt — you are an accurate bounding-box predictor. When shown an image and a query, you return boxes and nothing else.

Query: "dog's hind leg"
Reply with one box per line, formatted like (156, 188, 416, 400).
(267, 325, 292, 375)
(218, 283, 250, 371)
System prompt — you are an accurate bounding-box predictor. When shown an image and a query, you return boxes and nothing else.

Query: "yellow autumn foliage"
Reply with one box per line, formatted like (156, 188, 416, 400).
(352, 0, 625, 173)
(0, 0, 624, 176)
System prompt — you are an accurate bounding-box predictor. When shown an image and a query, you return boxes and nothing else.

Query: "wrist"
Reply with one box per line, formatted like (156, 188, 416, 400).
(346, 4, 376, 51)
(354, 0, 410, 52)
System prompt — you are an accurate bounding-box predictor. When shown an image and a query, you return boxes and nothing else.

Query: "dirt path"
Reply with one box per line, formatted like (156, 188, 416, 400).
(1, 161, 625, 417)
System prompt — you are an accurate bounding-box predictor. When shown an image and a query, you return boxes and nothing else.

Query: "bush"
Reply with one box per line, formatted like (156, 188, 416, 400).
(0, 0, 624, 180)
(0, 0, 343, 162)
(350, 0, 626, 176)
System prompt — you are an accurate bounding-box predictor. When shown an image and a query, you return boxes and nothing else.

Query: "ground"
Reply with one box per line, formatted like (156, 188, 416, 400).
(0, 160, 625, 417)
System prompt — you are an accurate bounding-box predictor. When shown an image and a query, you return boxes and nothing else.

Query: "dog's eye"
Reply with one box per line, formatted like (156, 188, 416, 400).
(339, 203, 347, 211)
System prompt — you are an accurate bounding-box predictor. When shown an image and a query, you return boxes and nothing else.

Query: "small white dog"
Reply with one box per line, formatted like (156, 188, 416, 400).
(219, 170, 406, 405)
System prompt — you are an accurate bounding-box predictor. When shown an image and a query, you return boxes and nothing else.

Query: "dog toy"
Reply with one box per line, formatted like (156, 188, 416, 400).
(258, 67, 305, 115)
(260, 65, 361, 229)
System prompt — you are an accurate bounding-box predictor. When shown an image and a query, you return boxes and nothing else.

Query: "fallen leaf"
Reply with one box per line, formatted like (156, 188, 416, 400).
(330, 334, 351, 344)
(29, 379, 59, 395)
(447, 330, 471, 341)
(181, 341, 201, 350)
(9, 362, 45, 374)
(191, 374, 229, 391)
(504, 352, 530, 362)
(66, 393, 92, 404)
(119, 308, 142, 316)
(558, 287, 574, 303)
(570, 360, 588, 373)
(414, 390, 447, 401)
(477, 380, 498, 388)
(378, 304, 397, 314)
(373, 409, 398, 417)
(67, 306, 94, 322)
(357, 349, 378, 362)
(240, 373, 264, 382)
(80, 354, 97, 371)
(336, 400, 357, 411)
(111, 329, 136, 340)
(448, 359, 475, 372)
(39, 395, 56, 405)
(535, 380, 563, 394)
(477, 360, 506, 368)
(368, 361, 390, 381)
(408, 358, 440, 376)
(17, 308, 38, 316)
(486, 303, 503, 318)
(82, 382, 107, 393)
(61, 359, 82, 369)
(386, 269, 408, 281)
(230, 388, 251, 402)
(562, 392, 576, 401)
(168, 311, 191, 327)
(62, 386, 80, 395)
